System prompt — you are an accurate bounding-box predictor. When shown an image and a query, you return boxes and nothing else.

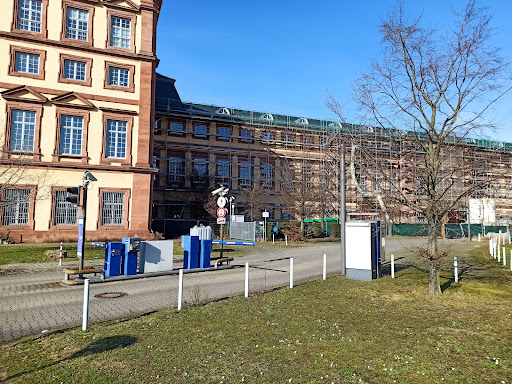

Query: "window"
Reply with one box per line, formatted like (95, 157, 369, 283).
(106, 120, 127, 159)
(2, 189, 30, 226)
(59, 54, 92, 86)
(64, 60, 85, 81)
(374, 174, 382, 193)
(239, 162, 252, 186)
(109, 67, 129, 87)
(15, 52, 39, 74)
(507, 182, 512, 199)
(65, 7, 88, 41)
(10, 110, 35, 152)
(9, 46, 46, 80)
(262, 132, 273, 143)
(101, 191, 125, 226)
(282, 134, 294, 144)
(194, 124, 208, 138)
(193, 159, 207, 182)
(282, 168, 294, 190)
(168, 157, 183, 183)
(59, 115, 83, 156)
(240, 129, 253, 143)
(303, 165, 312, 188)
(16, 0, 43, 33)
(217, 127, 231, 141)
(104, 62, 135, 92)
(54, 190, 78, 226)
(169, 122, 184, 135)
(261, 163, 273, 187)
(217, 160, 230, 185)
(110, 16, 131, 49)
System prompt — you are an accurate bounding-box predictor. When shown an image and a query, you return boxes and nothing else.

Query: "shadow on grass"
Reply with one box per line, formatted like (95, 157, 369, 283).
(6, 335, 137, 381)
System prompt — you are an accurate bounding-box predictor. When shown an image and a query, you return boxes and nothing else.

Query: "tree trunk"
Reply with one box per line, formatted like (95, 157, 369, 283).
(300, 219, 305, 240)
(427, 216, 441, 295)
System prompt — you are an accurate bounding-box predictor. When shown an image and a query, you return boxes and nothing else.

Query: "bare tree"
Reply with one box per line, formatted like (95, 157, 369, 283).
(330, 1, 511, 294)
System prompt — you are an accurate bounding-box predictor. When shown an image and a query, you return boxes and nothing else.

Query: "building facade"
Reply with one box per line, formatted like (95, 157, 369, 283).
(153, 75, 512, 238)
(0, 0, 161, 242)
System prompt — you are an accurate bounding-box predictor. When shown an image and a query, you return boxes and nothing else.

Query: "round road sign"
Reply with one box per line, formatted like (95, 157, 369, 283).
(217, 196, 227, 208)
(217, 207, 227, 218)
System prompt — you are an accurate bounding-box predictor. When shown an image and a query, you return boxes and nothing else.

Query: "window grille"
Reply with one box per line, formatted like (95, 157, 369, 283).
(17, 0, 42, 33)
(3, 189, 30, 226)
(10, 110, 35, 152)
(110, 16, 131, 48)
(239, 163, 252, 186)
(169, 122, 184, 134)
(374, 174, 382, 192)
(15, 52, 39, 74)
(54, 190, 78, 226)
(240, 129, 252, 143)
(108, 67, 129, 87)
(101, 192, 125, 226)
(303, 166, 312, 188)
(261, 163, 273, 187)
(168, 157, 183, 182)
(194, 124, 208, 138)
(64, 60, 86, 81)
(106, 120, 127, 158)
(60, 115, 83, 155)
(66, 7, 88, 41)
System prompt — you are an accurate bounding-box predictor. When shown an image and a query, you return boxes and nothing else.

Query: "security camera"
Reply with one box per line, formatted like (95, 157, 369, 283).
(211, 186, 225, 195)
(83, 171, 97, 182)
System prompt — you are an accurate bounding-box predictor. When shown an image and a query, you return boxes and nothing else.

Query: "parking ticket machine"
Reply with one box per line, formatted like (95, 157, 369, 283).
(104, 242, 124, 277)
(122, 237, 140, 275)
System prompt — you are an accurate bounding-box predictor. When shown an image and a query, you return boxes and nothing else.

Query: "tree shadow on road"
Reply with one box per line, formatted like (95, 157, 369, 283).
(5, 335, 137, 381)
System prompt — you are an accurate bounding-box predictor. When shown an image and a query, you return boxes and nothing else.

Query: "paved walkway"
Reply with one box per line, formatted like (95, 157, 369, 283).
(0, 244, 342, 343)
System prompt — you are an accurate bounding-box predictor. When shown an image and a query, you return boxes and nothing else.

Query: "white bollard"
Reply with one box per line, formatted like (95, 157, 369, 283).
(503, 248, 506, 267)
(82, 279, 90, 331)
(178, 269, 183, 311)
(245, 262, 249, 298)
(59, 242, 63, 267)
(285, 235, 288, 246)
(478, 233, 481, 242)
(272, 233, 275, 244)
(290, 257, 294, 289)
(498, 247, 501, 263)
(323, 253, 327, 280)
(510, 250, 512, 272)
(454, 257, 458, 283)
(391, 254, 395, 279)
(508, 231, 511, 244)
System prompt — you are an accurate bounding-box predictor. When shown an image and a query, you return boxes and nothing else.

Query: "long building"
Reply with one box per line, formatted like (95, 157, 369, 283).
(153, 74, 512, 238)
(0, 0, 161, 242)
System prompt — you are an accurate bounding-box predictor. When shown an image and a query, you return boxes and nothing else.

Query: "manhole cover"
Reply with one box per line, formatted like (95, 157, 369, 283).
(94, 292, 127, 299)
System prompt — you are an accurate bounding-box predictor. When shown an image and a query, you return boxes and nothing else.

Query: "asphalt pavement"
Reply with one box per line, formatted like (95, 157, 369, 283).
(0, 243, 344, 344)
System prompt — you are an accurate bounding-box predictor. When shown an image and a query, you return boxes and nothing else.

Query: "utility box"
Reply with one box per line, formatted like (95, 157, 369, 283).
(345, 221, 382, 281)
(190, 225, 213, 240)
(104, 242, 124, 277)
(199, 239, 212, 268)
(140, 240, 174, 273)
(122, 237, 140, 275)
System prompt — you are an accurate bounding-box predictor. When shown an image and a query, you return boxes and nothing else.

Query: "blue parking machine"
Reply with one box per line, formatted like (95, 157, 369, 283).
(122, 237, 141, 275)
(182, 235, 199, 269)
(104, 242, 124, 277)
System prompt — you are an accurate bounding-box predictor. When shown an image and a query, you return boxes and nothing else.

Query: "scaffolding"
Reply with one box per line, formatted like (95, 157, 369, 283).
(152, 97, 512, 238)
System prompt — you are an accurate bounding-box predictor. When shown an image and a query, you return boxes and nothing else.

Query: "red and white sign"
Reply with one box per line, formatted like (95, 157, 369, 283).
(217, 217, 226, 224)
(217, 207, 227, 218)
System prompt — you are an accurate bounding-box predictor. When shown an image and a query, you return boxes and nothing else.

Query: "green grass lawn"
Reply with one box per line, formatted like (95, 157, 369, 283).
(1, 243, 511, 383)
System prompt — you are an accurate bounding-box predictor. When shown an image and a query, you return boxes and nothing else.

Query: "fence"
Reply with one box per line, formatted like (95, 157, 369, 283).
(391, 223, 510, 238)
(230, 222, 256, 242)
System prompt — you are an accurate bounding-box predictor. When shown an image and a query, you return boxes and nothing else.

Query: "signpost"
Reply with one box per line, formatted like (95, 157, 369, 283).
(212, 185, 230, 258)
(262, 211, 269, 241)
(77, 216, 84, 259)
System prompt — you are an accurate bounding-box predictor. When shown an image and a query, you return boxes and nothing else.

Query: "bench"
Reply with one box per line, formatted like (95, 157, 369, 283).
(63, 266, 103, 284)
(213, 257, 234, 268)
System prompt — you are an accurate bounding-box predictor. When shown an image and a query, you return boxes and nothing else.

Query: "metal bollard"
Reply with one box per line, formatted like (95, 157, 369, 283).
(285, 234, 288, 246)
(503, 248, 506, 267)
(290, 257, 294, 289)
(59, 242, 63, 267)
(323, 254, 327, 280)
(454, 257, 458, 283)
(245, 262, 249, 298)
(82, 279, 90, 331)
(178, 269, 183, 311)
(391, 254, 395, 279)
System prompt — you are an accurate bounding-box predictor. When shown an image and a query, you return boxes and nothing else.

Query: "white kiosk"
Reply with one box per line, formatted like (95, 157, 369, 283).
(345, 221, 382, 281)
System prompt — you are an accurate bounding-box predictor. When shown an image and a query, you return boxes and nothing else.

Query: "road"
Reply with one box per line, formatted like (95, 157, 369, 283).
(0, 243, 343, 343)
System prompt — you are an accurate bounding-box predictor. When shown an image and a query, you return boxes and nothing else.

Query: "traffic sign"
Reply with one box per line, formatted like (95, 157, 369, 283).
(217, 217, 226, 224)
(217, 207, 227, 217)
(217, 196, 227, 208)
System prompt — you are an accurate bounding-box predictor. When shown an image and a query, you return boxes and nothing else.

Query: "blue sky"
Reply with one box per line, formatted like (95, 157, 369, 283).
(156, 0, 512, 142)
